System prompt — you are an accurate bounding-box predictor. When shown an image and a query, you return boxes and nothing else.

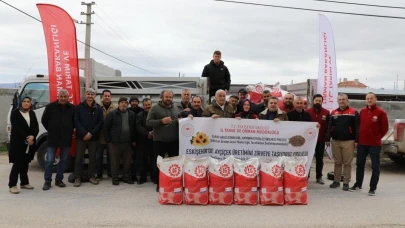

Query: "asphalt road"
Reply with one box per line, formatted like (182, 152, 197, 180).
(0, 154, 404, 228)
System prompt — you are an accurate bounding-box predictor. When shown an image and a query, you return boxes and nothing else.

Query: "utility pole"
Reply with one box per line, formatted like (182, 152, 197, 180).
(79, 2, 95, 89)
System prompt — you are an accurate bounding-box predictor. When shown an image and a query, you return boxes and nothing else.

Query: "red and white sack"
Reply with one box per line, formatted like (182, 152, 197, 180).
(208, 156, 234, 205)
(183, 156, 209, 205)
(259, 157, 284, 206)
(234, 158, 259, 205)
(157, 155, 185, 205)
(283, 157, 308, 205)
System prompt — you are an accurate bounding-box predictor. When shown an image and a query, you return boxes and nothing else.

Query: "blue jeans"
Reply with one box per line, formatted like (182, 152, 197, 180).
(96, 143, 110, 176)
(355, 145, 381, 190)
(44, 147, 70, 182)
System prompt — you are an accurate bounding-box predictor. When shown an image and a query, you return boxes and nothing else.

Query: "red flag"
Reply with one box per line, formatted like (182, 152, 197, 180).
(37, 4, 80, 156)
(37, 4, 80, 105)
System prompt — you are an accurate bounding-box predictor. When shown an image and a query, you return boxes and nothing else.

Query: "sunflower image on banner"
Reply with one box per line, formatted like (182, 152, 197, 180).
(190, 132, 210, 147)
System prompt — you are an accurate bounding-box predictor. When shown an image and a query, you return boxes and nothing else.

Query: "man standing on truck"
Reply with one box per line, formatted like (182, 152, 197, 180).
(104, 97, 137, 185)
(202, 90, 235, 118)
(73, 88, 104, 187)
(147, 90, 180, 192)
(135, 98, 154, 185)
(96, 90, 116, 181)
(41, 89, 75, 191)
(326, 93, 359, 191)
(349, 92, 388, 196)
(202, 50, 231, 103)
(306, 94, 330, 185)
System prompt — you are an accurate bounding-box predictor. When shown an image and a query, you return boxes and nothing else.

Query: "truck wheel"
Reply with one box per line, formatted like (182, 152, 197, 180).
(388, 154, 405, 164)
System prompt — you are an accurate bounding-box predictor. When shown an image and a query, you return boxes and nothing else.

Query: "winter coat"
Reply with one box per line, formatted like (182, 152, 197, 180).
(103, 109, 136, 144)
(306, 107, 330, 142)
(99, 103, 116, 144)
(202, 60, 231, 96)
(146, 101, 180, 142)
(326, 106, 359, 142)
(9, 109, 39, 163)
(358, 105, 389, 146)
(74, 101, 104, 141)
(287, 110, 312, 122)
(202, 101, 235, 118)
(41, 101, 75, 148)
(258, 108, 288, 121)
(179, 108, 204, 118)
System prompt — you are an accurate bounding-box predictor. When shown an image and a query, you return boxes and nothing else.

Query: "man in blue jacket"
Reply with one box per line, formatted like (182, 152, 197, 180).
(73, 88, 103, 187)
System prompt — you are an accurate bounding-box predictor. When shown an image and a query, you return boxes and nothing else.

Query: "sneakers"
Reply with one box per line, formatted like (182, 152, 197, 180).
(74, 178, 81, 187)
(55, 180, 66, 188)
(124, 179, 135, 185)
(349, 184, 362, 192)
(89, 177, 99, 185)
(21, 184, 34, 190)
(9, 186, 20, 194)
(329, 181, 340, 188)
(343, 184, 349, 191)
(316, 178, 325, 185)
(368, 189, 376, 196)
(96, 174, 103, 181)
(43, 182, 51, 191)
(137, 177, 147, 185)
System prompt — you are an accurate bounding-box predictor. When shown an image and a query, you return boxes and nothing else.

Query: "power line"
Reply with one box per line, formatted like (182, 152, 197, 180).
(312, 0, 405, 10)
(0, 0, 159, 75)
(95, 3, 161, 66)
(213, 0, 405, 19)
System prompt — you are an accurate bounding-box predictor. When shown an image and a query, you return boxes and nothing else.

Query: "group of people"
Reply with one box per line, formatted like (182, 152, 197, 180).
(7, 50, 388, 197)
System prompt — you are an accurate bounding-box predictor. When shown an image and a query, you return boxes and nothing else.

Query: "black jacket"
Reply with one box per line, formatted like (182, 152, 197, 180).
(130, 106, 144, 116)
(9, 109, 39, 163)
(104, 109, 136, 144)
(136, 111, 153, 140)
(41, 101, 75, 147)
(326, 106, 360, 142)
(179, 107, 203, 118)
(74, 101, 103, 141)
(202, 60, 231, 94)
(253, 102, 266, 115)
(287, 110, 312, 122)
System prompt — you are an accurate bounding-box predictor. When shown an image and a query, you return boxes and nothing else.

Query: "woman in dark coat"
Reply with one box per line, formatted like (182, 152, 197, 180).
(8, 96, 39, 194)
(235, 99, 258, 119)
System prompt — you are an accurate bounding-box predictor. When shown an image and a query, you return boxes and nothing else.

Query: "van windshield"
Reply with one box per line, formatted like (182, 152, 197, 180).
(20, 82, 50, 110)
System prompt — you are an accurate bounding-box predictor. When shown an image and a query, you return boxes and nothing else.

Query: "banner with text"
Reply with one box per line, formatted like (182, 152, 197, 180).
(37, 4, 81, 105)
(179, 118, 319, 175)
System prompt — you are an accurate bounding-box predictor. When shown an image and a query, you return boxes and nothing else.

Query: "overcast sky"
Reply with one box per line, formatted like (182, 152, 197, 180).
(1, 0, 405, 90)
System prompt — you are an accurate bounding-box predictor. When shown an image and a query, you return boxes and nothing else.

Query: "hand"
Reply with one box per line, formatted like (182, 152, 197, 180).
(212, 114, 220, 119)
(326, 142, 330, 147)
(132, 142, 136, 147)
(355, 143, 357, 148)
(274, 118, 280, 123)
(316, 123, 321, 128)
(188, 114, 194, 120)
(26, 135, 34, 141)
(162, 117, 172, 125)
(83, 132, 92, 141)
(254, 118, 259, 120)
(235, 117, 241, 120)
(148, 131, 153, 139)
(183, 108, 191, 112)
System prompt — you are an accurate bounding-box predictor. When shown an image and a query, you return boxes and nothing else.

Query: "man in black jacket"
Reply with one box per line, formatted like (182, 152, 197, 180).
(326, 93, 359, 191)
(104, 97, 137, 185)
(129, 96, 144, 115)
(253, 90, 271, 115)
(41, 89, 75, 191)
(287, 96, 312, 122)
(202, 50, 231, 103)
(135, 98, 153, 185)
(74, 88, 104, 187)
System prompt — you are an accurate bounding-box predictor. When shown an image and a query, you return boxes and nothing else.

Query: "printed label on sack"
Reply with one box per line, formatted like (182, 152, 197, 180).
(200, 187, 207, 193)
(251, 187, 257, 192)
(225, 187, 232, 192)
(285, 188, 291, 194)
(262, 188, 267, 193)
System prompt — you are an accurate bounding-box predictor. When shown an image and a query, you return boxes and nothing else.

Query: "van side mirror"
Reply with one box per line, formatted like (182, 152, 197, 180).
(12, 91, 19, 109)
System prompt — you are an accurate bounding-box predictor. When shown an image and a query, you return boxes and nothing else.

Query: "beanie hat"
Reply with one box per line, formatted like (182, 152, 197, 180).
(129, 96, 139, 103)
(118, 97, 128, 104)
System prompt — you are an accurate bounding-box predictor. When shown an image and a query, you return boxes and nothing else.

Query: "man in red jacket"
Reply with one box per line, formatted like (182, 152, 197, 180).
(349, 92, 388, 196)
(306, 94, 330, 185)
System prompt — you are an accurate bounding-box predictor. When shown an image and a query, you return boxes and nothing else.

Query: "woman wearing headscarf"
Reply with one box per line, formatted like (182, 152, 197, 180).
(8, 96, 39, 194)
(235, 99, 258, 120)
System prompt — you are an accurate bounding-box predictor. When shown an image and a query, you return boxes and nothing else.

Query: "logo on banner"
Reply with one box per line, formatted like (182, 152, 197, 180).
(181, 124, 194, 137)
(255, 85, 263, 93)
(168, 164, 181, 177)
(272, 165, 282, 178)
(305, 128, 316, 140)
(244, 165, 257, 177)
(219, 164, 231, 177)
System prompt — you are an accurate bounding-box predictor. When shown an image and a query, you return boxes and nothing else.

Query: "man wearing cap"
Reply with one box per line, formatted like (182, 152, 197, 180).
(104, 97, 137, 185)
(228, 95, 239, 113)
(129, 96, 144, 115)
(202, 50, 231, 104)
(74, 88, 104, 187)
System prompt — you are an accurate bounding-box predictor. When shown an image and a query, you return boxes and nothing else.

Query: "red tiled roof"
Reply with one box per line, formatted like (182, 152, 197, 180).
(338, 81, 367, 88)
